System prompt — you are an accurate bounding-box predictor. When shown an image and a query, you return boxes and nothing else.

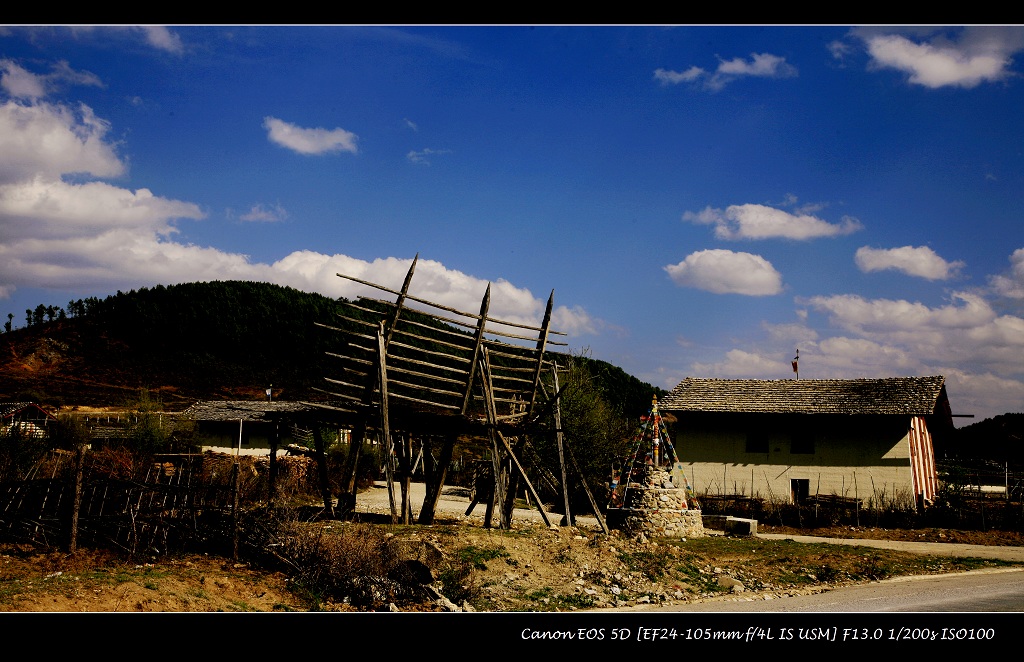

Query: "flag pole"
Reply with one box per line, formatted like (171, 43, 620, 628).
(792, 349, 800, 380)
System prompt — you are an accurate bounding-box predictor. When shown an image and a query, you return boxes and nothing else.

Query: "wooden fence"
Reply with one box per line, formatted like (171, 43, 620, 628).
(0, 449, 275, 556)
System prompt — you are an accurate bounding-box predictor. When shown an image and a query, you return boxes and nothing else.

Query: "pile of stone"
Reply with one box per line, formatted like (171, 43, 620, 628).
(615, 466, 704, 539)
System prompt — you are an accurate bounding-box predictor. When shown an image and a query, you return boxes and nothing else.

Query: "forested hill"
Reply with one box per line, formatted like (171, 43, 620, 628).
(938, 413, 1024, 464)
(0, 281, 663, 415)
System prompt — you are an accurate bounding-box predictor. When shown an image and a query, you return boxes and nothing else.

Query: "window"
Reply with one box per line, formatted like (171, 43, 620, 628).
(790, 431, 814, 454)
(745, 430, 769, 453)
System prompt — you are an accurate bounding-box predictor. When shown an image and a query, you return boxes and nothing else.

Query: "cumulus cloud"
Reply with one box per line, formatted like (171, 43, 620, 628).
(655, 53, 797, 92)
(0, 91, 597, 344)
(664, 249, 783, 296)
(692, 348, 791, 377)
(855, 245, 965, 280)
(263, 116, 359, 155)
(239, 203, 288, 223)
(797, 290, 1024, 380)
(0, 101, 123, 182)
(855, 27, 1024, 89)
(803, 292, 996, 336)
(266, 252, 596, 337)
(683, 203, 863, 240)
(989, 248, 1024, 299)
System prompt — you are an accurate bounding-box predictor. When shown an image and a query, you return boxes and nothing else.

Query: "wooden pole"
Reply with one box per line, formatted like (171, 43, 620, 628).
(231, 461, 240, 560)
(527, 291, 554, 417)
(311, 427, 335, 519)
(460, 283, 491, 415)
(269, 420, 279, 506)
(377, 321, 399, 524)
(552, 363, 573, 527)
(416, 435, 456, 525)
(67, 444, 86, 554)
(480, 348, 551, 528)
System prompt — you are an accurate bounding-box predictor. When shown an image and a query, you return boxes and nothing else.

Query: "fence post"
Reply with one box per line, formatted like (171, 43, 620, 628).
(231, 462, 240, 560)
(67, 444, 86, 554)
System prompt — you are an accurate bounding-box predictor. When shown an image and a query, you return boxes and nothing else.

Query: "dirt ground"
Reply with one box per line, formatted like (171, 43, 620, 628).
(2, 483, 1023, 612)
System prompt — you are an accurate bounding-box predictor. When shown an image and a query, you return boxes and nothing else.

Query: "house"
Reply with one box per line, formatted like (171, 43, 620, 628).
(1, 402, 56, 438)
(179, 401, 321, 456)
(658, 376, 953, 508)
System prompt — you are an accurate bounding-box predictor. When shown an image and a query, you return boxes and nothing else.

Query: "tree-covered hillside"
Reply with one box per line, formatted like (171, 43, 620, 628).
(0, 281, 664, 415)
(1, 282, 353, 406)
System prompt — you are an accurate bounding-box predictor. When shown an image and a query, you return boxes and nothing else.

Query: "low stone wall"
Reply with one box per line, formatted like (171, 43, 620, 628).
(613, 468, 705, 539)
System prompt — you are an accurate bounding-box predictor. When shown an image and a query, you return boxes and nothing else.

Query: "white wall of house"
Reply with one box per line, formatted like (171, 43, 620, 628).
(671, 414, 920, 505)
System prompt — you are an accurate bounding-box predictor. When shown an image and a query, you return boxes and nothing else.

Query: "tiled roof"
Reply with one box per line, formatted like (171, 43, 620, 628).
(181, 401, 315, 422)
(1, 402, 55, 420)
(659, 376, 947, 415)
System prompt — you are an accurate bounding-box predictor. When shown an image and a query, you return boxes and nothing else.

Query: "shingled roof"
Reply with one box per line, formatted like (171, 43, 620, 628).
(659, 376, 948, 416)
(181, 401, 315, 422)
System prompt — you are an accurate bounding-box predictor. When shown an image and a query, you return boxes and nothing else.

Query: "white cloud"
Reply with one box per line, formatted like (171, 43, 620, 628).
(266, 252, 597, 337)
(692, 348, 790, 377)
(655, 53, 797, 92)
(683, 203, 863, 240)
(1, 60, 46, 99)
(804, 292, 996, 336)
(858, 27, 1024, 89)
(240, 203, 288, 223)
(263, 116, 359, 156)
(664, 249, 783, 296)
(855, 245, 965, 280)
(407, 148, 451, 165)
(0, 101, 123, 184)
(139, 26, 185, 54)
(0, 178, 202, 241)
(1, 60, 103, 101)
(653, 66, 704, 85)
(0, 92, 597, 343)
(798, 291, 1024, 382)
(761, 320, 818, 345)
(989, 248, 1024, 299)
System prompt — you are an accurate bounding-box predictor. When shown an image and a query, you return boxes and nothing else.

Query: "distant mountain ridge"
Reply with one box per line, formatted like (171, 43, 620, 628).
(0, 281, 662, 417)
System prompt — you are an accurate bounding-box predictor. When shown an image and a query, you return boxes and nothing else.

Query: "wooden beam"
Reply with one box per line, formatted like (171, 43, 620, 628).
(528, 290, 555, 416)
(377, 322, 399, 524)
(461, 283, 491, 416)
(552, 362, 573, 527)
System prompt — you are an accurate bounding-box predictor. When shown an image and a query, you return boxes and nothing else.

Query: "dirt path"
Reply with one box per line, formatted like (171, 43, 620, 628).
(355, 480, 601, 528)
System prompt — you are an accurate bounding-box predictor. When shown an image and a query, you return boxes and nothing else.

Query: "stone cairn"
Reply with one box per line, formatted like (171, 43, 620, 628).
(614, 464, 704, 539)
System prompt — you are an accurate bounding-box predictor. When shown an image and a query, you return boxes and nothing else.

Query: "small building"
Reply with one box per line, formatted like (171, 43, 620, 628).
(659, 376, 953, 508)
(1, 402, 56, 438)
(179, 401, 320, 456)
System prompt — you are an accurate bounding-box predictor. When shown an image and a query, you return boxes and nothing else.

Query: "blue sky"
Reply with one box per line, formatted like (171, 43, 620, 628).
(2, 25, 1023, 424)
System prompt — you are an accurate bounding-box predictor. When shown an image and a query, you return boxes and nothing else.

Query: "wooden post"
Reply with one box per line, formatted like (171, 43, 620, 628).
(480, 348, 551, 528)
(527, 291, 554, 417)
(417, 435, 457, 524)
(460, 283, 491, 415)
(552, 363, 573, 527)
(67, 444, 86, 554)
(231, 461, 240, 560)
(402, 434, 413, 524)
(377, 321, 398, 524)
(269, 420, 279, 506)
(339, 422, 364, 514)
(311, 427, 335, 519)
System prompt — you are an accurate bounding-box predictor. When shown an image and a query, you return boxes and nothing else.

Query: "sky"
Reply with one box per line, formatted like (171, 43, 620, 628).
(1, 25, 1023, 425)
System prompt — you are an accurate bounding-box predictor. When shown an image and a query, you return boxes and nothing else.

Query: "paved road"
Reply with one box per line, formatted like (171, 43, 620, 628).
(756, 532, 1024, 562)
